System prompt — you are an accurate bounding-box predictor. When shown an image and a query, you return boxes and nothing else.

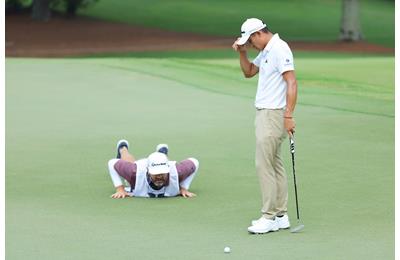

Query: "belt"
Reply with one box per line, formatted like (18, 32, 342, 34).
(256, 107, 284, 111)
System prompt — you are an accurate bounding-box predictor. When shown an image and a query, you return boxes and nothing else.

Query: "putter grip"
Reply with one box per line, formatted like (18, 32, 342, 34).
(290, 138, 295, 154)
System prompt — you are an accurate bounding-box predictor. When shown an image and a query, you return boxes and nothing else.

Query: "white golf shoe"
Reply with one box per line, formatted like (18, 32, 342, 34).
(251, 216, 264, 226)
(251, 214, 291, 229)
(116, 139, 129, 159)
(156, 143, 169, 155)
(275, 214, 290, 229)
(248, 217, 279, 234)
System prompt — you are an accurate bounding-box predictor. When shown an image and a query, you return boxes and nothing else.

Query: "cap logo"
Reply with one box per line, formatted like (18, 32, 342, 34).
(151, 162, 167, 167)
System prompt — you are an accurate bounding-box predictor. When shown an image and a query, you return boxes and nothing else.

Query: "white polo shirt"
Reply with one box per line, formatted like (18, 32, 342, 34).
(252, 34, 294, 109)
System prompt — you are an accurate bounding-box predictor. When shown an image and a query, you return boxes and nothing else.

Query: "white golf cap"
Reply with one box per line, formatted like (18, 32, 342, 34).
(236, 18, 267, 45)
(147, 152, 169, 175)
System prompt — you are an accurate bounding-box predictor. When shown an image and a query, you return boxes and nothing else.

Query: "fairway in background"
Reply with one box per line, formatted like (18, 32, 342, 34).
(80, 0, 395, 47)
(6, 53, 394, 259)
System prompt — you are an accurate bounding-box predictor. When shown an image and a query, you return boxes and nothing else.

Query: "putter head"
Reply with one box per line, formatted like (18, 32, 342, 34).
(290, 224, 305, 233)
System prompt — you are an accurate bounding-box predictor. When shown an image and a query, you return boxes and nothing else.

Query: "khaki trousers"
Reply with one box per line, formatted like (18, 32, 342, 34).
(255, 109, 288, 220)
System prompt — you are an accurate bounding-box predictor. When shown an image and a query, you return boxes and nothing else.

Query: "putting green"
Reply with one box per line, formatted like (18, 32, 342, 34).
(6, 54, 394, 259)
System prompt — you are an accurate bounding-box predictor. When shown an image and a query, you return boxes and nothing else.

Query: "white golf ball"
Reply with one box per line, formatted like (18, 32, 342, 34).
(224, 246, 231, 253)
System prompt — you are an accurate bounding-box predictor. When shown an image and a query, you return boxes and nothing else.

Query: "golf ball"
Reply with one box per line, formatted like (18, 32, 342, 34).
(224, 246, 231, 253)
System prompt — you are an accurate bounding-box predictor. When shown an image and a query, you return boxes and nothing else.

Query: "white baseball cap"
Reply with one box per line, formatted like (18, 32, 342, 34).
(236, 18, 267, 45)
(147, 152, 169, 175)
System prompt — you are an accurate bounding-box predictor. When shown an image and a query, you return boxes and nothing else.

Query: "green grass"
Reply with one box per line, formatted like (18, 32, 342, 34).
(6, 52, 394, 259)
(79, 0, 395, 47)
(81, 49, 394, 59)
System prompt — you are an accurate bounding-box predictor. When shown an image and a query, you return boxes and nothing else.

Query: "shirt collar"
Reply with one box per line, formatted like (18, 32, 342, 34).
(262, 33, 280, 54)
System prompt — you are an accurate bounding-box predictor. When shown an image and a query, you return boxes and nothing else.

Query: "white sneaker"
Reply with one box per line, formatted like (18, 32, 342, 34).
(248, 217, 279, 234)
(156, 143, 169, 155)
(251, 216, 264, 226)
(275, 215, 290, 229)
(116, 139, 129, 159)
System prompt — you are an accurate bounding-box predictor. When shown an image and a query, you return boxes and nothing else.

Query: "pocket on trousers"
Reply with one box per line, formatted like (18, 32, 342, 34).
(268, 111, 285, 138)
(255, 110, 273, 139)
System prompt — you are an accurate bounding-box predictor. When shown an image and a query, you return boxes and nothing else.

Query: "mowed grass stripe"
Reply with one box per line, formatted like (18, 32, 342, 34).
(89, 57, 394, 117)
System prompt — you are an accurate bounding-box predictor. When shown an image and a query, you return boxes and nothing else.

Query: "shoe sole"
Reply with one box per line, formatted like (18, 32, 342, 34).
(248, 227, 279, 234)
(156, 144, 169, 155)
(117, 139, 129, 150)
(248, 229, 279, 234)
(116, 139, 129, 158)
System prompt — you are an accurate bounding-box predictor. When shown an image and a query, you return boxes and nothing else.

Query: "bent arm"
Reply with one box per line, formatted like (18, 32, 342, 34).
(107, 159, 136, 198)
(177, 158, 199, 188)
(108, 159, 124, 187)
(176, 158, 199, 197)
(239, 51, 259, 78)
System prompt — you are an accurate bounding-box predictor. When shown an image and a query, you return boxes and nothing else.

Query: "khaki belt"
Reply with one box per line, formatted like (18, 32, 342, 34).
(256, 107, 284, 111)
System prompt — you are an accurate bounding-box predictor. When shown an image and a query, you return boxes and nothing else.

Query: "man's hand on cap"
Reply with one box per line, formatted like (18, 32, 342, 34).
(232, 38, 247, 52)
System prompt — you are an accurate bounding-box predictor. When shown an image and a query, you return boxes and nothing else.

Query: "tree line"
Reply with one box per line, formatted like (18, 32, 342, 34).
(6, 0, 364, 42)
(6, 0, 98, 21)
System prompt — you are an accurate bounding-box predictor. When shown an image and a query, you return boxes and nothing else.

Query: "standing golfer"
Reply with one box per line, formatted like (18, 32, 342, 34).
(107, 140, 199, 198)
(232, 18, 298, 234)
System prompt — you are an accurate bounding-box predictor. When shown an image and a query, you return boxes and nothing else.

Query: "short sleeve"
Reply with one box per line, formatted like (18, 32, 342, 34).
(113, 160, 137, 187)
(252, 52, 263, 67)
(176, 158, 199, 190)
(276, 45, 294, 74)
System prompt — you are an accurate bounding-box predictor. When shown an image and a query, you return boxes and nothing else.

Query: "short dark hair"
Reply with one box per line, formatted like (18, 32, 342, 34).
(252, 28, 270, 38)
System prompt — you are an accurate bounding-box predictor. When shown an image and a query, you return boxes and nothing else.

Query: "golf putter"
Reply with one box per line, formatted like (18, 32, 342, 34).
(289, 135, 305, 233)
